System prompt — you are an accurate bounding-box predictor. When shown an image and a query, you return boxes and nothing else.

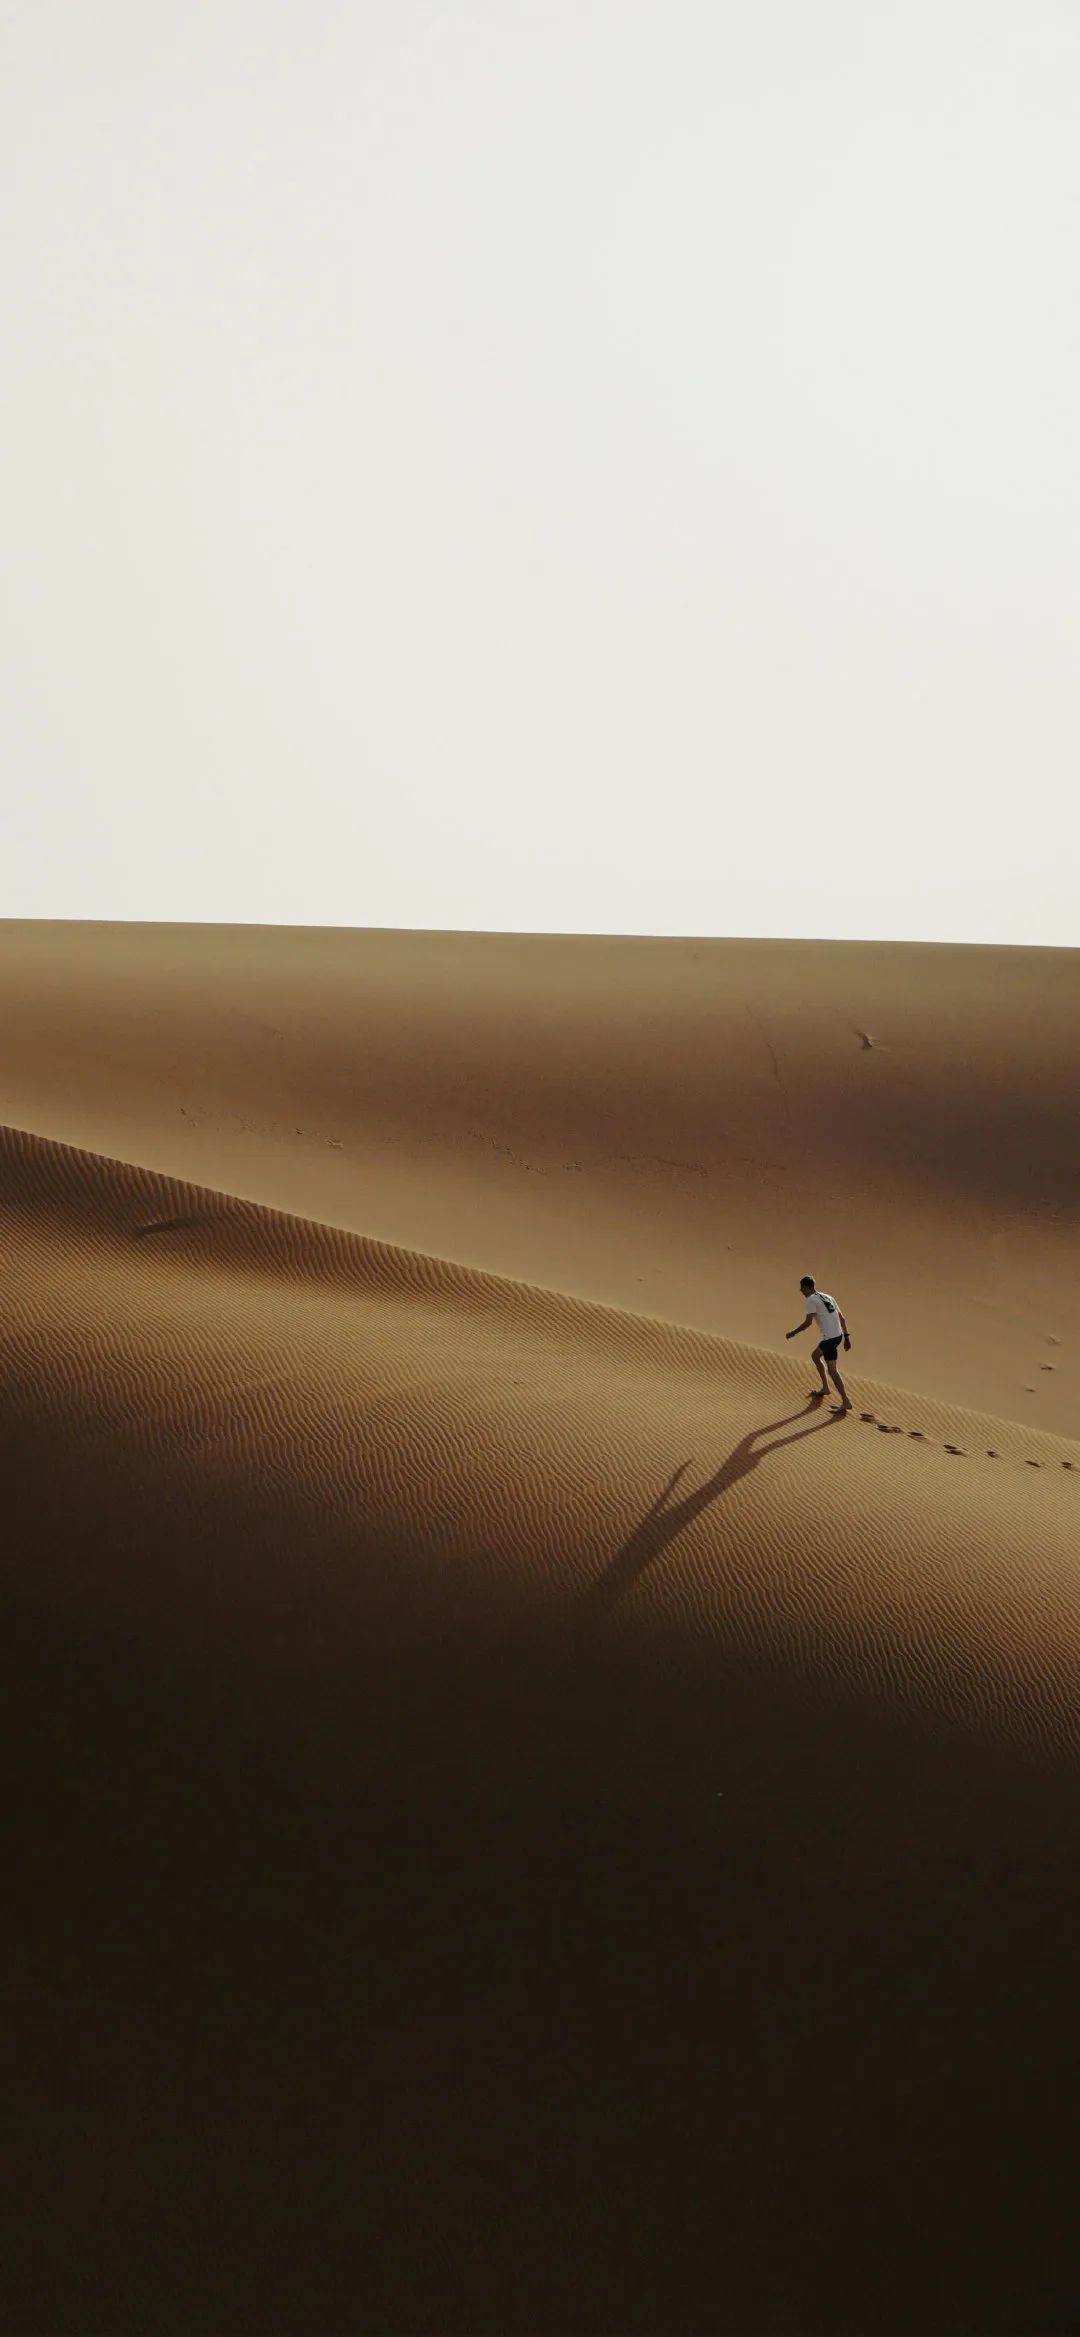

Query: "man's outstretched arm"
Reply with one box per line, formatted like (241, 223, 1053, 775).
(786, 1313, 815, 1341)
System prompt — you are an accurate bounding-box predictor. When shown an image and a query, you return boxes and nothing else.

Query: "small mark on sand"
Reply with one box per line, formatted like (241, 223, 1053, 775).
(855, 1029, 875, 1051)
(909, 1430, 927, 1440)
(329, 1140, 344, 1150)
(1025, 1459, 1042, 1469)
(1040, 1364, 1055, 1372)
(861, 1411, 876, 1423)
(745, 1005, 790, 1117)
(987, 1450, 999, 1459)
(133, 1214, 205, 1240)
(944, 1444, 965, 1456)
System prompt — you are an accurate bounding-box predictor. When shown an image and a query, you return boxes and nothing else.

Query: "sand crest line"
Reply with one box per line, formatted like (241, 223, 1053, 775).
(2, 1116, 1076, 1487)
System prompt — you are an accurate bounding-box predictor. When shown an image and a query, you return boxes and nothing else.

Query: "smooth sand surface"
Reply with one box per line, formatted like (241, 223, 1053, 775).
(2, 924, 1079, 2335)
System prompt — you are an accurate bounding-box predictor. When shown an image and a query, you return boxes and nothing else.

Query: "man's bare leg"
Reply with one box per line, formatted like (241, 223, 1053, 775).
(809, 1344, 829, 1402)
(828, 1360, 850, 1413)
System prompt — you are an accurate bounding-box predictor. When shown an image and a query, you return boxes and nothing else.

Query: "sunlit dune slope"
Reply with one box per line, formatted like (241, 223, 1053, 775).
(3, 1122, 1078, 1745)
(0, 921, 1076, 1428)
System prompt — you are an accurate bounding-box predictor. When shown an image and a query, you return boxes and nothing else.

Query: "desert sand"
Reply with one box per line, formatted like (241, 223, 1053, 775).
(1, 922, 1078, 2336)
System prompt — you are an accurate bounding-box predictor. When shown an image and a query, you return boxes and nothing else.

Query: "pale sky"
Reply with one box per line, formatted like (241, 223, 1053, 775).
(3, 0, 1078, 942)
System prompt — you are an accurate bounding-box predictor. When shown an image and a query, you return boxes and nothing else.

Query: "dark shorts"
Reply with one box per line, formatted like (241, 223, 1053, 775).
(820, 1336, 843, 1363)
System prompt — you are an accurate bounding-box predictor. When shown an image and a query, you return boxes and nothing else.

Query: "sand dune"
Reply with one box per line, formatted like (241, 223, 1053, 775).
(0, 922, 1077, 1428)
(2, 925, 1080, 2336)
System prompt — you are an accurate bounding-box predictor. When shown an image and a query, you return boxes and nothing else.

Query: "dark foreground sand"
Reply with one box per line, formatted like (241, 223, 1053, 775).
(1, 925, 1079, 2335)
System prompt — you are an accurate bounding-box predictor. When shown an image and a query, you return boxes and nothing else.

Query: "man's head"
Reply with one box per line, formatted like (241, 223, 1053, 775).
(799, 1275, 815, 1295)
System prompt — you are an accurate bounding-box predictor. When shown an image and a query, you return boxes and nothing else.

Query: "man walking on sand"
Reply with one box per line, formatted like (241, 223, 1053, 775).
(786, 1276, 852, 1412)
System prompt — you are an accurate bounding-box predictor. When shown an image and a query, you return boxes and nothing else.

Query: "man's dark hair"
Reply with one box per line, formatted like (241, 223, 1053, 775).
(800, 1275, 815, 1292)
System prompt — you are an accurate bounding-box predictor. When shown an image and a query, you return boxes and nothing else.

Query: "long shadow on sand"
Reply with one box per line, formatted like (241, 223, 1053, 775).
(581, 1401, 843, 1619)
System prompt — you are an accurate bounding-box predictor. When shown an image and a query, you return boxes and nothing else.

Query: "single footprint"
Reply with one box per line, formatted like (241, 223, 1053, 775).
(1064, 1461, 1076, 1471)
(861, 1411, 876, 1423)
(1025, 1460, 1041, 1469)
(909, 1430, 927, 1441)
(1046, 1335, 1061, 1346)
(944, 1444, 965, 1456)
(987, 1450, 999, 1459)
(1040, 1364, 1055, 1372)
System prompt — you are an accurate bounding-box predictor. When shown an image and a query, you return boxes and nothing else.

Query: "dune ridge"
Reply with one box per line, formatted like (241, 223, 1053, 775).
(5, 1119, 1079, 1731)
(1, 922, 1077, 1430)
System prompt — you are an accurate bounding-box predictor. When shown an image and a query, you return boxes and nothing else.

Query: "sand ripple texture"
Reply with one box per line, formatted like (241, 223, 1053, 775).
(1, 924, 1078, 1436)
(3, 1119, 1078, 1757)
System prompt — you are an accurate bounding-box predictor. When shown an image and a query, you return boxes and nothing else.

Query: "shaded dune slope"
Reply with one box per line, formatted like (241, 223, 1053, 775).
(4, 1120, 1080, 2335)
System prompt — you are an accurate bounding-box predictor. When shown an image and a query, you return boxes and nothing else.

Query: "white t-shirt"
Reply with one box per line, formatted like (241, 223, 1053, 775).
(806, 1290, 843, 1340)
